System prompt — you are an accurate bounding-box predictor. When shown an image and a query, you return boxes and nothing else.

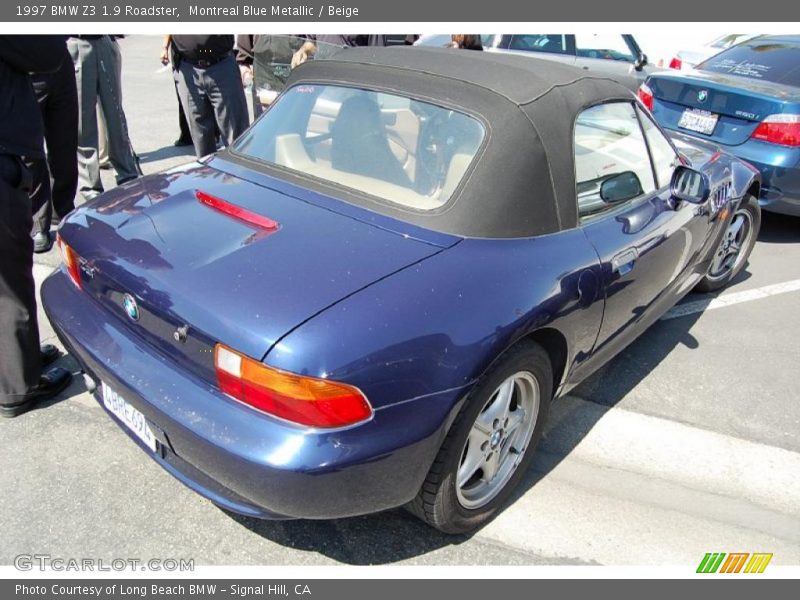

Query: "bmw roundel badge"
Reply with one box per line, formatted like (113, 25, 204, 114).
(698, 90, 708, 103)
(122, 293, 140, 321)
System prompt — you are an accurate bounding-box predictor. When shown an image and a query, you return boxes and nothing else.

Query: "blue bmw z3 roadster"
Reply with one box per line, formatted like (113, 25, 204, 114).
(44, 48, 761, 533)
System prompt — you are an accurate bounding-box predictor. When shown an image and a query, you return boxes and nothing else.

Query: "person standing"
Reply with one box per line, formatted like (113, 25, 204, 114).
(96, 35, 124, 169)
(236, 35, 304, 113)
(164, 35, 249, 159)
(0, 35, 72, 418)
(290, 34, 387, 67)
(67, 35, 141, 201)
(27, 42, 79, 253)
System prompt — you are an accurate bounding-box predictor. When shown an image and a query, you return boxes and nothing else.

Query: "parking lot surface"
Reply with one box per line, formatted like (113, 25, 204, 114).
(2, 36, 799, 567)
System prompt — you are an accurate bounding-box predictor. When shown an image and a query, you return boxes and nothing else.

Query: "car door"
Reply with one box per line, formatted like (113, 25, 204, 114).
(573, 33, 646, 90)
(568, 100, 709, 381)
(490, 34, 577, 68)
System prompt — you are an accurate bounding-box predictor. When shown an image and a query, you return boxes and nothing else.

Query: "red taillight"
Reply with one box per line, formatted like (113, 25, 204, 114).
(637, 83, 654, 112)
(57, 235, 82, 289)
(196, 190, 279, 230)
(751, 114, 800, 147)
(214, 344, 373, 428)
(668, 57, 682, 70)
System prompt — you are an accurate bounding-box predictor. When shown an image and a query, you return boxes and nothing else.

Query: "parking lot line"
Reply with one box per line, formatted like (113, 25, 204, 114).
(662, 279, 800, 321)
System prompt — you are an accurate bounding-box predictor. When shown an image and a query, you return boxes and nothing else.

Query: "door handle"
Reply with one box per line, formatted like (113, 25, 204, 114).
(611, 247, 639, 275)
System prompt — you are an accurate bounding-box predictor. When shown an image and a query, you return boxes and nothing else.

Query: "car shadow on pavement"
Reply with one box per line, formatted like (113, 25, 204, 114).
(756, 211, 800, 244)
(224, 508, 471, 565)
(137, 145, 195, 165)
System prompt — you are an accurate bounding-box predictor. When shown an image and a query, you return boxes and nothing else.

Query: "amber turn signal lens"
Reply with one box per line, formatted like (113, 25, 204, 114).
(214, 344, 373, 428)
(57, 235, 83, 290)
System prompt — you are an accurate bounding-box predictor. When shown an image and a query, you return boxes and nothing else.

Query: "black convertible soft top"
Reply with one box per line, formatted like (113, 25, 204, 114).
(277, 47, 635, 238)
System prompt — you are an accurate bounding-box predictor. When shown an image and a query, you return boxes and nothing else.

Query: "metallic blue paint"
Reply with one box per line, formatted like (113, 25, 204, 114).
(42, 138, 757, 519)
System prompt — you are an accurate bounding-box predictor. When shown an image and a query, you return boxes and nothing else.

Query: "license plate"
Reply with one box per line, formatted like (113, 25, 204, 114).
(101, 382, 157, 452)
(678, 108, 719, 135)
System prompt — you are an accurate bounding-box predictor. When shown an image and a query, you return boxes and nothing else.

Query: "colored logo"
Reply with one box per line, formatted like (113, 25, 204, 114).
(696, 552, 773, 573)
(698, 90, 708, 103)
(122, 294, 140, 322)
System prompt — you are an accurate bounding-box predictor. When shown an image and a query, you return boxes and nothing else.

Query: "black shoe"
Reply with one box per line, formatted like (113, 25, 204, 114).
(40, 343, 60, 367)
(174, 136, 193, 147)
(33, 231, 53, 253)
(0, 367, 72, 418)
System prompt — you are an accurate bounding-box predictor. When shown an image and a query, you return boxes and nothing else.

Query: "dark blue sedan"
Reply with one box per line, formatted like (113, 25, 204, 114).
(44, 48, 761, 533)
(639, 35, 800, 216)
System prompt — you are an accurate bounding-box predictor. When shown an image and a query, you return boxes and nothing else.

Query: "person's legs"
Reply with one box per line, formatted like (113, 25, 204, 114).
(0, 156, 41, 404)
(95, 36, 140, 185)
(69, 37, 103, 200)
(175, 61, 217, 158)
(205, 56, 250, 147)
(96, 104, 109, 167)
(28, 77, 53, 240)
(45, 54, 79, 222)
(175, 82, 193, 145)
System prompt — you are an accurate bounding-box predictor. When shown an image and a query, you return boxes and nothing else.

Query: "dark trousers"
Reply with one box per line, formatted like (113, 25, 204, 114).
(68, 36, 140, 198)
(177, 84, 192, 143)
(174, 55, 249, 158)
(28, 53, 79, 234)
(0, 155, 41, 403)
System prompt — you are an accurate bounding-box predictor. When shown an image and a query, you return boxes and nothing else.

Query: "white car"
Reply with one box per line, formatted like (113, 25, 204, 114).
(667, 34, 757, 70)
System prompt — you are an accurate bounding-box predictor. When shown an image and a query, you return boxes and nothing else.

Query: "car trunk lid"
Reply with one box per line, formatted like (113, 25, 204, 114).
(650, 70, 800, 146)
(59, 163, 453, 383)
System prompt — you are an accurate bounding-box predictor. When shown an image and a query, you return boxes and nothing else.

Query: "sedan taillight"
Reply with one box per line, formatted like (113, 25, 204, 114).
(637, 83, 654, 112)
(214, 344, 373, 428)
(751, 114, 800, 147)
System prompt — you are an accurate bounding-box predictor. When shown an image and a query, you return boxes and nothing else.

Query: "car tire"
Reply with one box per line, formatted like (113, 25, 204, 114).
(407, 341, 552, 534)
(695, 193, 761, 293)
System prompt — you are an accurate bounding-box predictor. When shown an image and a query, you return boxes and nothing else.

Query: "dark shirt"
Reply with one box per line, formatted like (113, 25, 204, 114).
(0, 35, 65, 158)
(171, 35, 234, 63)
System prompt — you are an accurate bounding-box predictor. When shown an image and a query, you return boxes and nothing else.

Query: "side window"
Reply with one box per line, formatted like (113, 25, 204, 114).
(574, 102, 656, 219)
(508, 35, 568, 55)
(574, 34, 635, 62)
(637, 106, 681, 189)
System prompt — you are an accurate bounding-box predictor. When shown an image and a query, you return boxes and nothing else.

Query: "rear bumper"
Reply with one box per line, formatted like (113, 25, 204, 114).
(725, 140, 800, 217)
(42, 269, 461, 519)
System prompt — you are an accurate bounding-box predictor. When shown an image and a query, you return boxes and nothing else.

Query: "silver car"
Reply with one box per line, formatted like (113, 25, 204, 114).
(416, 34, 655, 90)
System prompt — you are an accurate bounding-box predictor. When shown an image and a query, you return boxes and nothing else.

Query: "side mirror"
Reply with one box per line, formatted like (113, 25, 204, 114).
(670, 165, 710, 204)
(634, 53, 648, 71)
(600, 171, 644, 204)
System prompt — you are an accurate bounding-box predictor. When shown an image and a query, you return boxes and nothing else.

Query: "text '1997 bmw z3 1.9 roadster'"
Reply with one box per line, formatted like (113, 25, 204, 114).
(43, 47, 762, 533)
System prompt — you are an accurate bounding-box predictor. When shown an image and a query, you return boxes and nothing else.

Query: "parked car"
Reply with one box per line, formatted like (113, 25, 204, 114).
(416, 34, 654, 90)
(666, 34, 757, 71)
(44, 48, 760, 534)
(640, 35, 800, 216)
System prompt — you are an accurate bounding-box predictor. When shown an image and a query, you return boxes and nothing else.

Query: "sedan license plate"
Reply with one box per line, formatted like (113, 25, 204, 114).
(101, 382, 157, 452)
(678, 108, 719, 135)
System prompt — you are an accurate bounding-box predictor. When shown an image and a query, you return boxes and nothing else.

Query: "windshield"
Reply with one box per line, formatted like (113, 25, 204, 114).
(234, 84, 485, 211)
(698, 37, 800, 86)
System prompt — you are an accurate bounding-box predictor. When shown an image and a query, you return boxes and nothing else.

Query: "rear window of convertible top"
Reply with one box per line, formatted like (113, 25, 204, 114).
(234, 84, 485, 211)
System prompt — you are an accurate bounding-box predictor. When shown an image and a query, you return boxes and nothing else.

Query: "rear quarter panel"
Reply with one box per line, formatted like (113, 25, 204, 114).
(264, 229, 604, 411)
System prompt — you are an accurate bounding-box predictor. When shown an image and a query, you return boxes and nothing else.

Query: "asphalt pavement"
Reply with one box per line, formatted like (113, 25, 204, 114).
(2, 35, 799, 568)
